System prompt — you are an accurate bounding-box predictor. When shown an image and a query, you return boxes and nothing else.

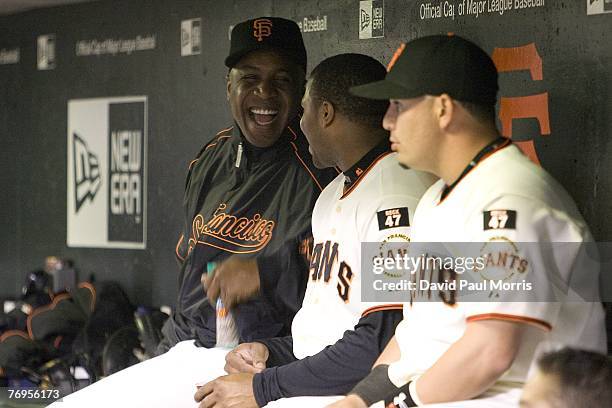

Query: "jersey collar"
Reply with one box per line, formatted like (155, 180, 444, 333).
(231, 114, 301, 161)
(439, 136, 511, 203)
(343, 139, 391, 194)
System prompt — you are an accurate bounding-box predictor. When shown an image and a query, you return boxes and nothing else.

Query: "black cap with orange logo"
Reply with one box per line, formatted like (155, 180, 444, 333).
(350, 34, 498, 107)
(225, 17, 307, 73)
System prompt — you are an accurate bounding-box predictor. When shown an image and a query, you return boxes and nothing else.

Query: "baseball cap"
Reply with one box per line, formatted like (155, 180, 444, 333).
(350, 34, 498, 106)
(225, 17, 307, 73)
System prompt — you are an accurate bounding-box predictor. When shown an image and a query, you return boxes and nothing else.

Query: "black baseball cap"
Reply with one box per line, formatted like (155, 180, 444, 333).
(350, 34, 498, 106)
(225, 17, 307, 73)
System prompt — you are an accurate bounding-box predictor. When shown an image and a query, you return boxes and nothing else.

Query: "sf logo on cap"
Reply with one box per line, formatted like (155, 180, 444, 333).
(253, 18, 273, 42)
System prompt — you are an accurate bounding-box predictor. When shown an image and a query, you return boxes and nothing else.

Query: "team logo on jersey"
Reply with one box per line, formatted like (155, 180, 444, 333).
(483, 209, 516, 230)
(187, 203, 275, 255)
(476, 237, 530, 298)
(253, 19, 273, 42)
(376, 233, 410, 278)
(377, 207, 409, 230)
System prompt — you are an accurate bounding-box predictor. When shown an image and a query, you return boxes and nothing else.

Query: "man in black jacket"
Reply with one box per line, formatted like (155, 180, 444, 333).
(50, 17, 333, 407)
(160, 15, 333, 352)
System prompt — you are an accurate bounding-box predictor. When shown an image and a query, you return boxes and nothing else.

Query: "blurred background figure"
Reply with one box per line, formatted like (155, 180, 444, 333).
(520, 347, 612, 408)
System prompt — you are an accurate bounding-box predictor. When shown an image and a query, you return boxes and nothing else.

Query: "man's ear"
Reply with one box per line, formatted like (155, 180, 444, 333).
(437, 94, 454, 130)
(319, 101, 335, 128)
(226, 72, 232, 101)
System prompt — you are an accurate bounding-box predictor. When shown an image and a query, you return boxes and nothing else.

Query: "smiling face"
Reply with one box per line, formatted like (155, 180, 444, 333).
(227, 49, 304, 147)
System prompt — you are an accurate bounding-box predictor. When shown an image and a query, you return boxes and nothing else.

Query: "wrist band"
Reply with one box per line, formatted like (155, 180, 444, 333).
(408, 380, 423, 406)
(350, 365, 399, 407)
(395, 381, 417, 407)
(350, 365, 419, 407)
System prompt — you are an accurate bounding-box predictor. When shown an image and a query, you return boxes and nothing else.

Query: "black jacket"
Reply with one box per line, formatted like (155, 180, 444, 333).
(160, 117, 335, 350)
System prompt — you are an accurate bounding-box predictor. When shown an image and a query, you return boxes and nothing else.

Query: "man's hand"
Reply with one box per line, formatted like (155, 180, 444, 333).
(325, 395, 368, 408)
(225, 342, 269, 374)
(194, 373, 257, 408)
(201, 256, 260, 308)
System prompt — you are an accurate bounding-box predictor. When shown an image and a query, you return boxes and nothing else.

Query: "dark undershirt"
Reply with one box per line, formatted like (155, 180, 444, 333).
(252, 310, 402, 406)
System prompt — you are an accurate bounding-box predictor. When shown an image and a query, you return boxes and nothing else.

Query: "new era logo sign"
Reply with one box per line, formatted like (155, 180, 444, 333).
(181, 18, 201, 56)
(73, 132, 101, 212)
(359, 0, 384, 39)
(67, 97, 147, 249)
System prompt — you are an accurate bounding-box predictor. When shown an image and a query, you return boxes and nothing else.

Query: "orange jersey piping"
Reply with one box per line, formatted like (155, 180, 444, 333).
(361, 303, 404, 318)
(189, 127, 234, 169)
(287, 126, 324, 191)
(197, 240, 266, 254)
(467, 313, 552, 331)
(341, 151, 392, 199)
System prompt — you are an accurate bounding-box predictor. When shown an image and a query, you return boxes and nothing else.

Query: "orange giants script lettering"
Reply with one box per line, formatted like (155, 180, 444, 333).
(188, 204, 275, 255)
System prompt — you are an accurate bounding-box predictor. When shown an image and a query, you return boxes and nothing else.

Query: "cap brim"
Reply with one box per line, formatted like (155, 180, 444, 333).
(225, 47, 266, 68)
(350, 79, 417, 100)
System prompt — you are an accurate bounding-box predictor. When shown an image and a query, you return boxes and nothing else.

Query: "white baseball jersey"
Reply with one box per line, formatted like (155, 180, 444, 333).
(291, 150, 436, 359)
(388, 143, 607, 392)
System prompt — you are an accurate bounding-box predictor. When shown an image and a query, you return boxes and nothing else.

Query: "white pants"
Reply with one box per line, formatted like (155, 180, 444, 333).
(48, 340, 520, 408)
(48, 340, 228, 408)
(265, 388, 520, 408)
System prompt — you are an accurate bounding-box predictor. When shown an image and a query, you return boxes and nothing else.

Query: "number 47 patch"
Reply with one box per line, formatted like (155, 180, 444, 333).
(377, 207, 410, 230)
(484, 209, 517, 230)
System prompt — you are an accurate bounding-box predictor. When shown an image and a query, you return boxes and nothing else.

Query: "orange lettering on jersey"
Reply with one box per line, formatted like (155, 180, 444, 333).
(492, 43, 550, 166)
(253, 19, 273, 42)
(187, 204, 275, 255)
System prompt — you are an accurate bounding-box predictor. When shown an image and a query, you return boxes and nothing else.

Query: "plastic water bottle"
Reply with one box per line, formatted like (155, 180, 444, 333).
(208, 262, 239, 348)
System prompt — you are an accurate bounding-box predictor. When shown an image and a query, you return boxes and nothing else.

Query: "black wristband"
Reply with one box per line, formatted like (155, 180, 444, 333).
(350, 364, 400, 407)
(394, 381, 417, 407)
